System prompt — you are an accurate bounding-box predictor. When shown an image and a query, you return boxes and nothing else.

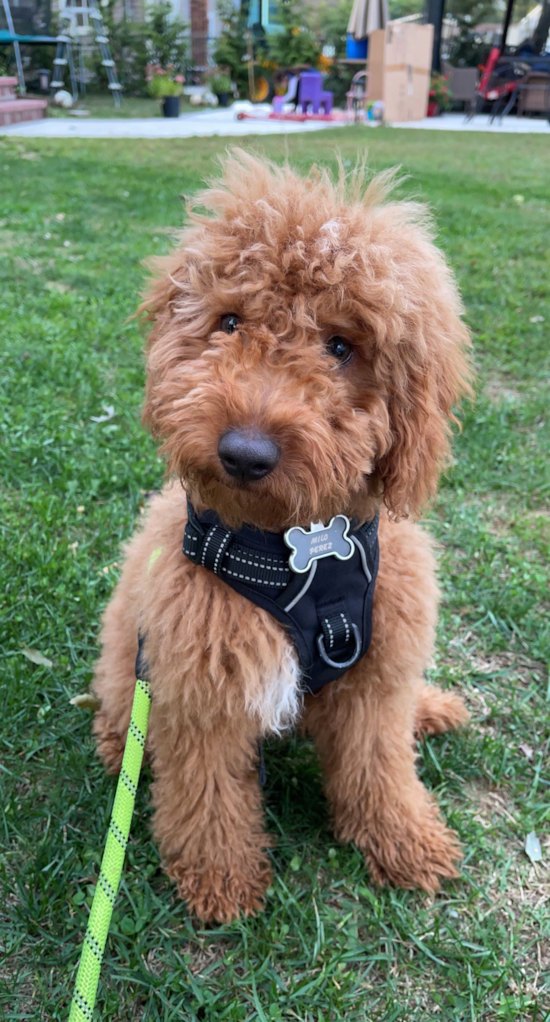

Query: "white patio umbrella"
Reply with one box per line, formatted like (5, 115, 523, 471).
(347, 0, 389, 39)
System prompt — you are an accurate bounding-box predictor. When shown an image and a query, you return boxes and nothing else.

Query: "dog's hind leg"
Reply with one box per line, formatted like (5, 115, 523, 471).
(414, 685, 470, 737)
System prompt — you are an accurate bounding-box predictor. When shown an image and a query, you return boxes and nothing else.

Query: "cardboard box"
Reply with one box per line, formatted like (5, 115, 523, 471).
(368, 24, 434, 122)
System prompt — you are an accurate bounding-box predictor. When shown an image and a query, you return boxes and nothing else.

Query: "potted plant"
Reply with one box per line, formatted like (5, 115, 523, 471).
(208, 70, 233, 108)
(147, 65, 185, 118)
(428, 73, 451, 116)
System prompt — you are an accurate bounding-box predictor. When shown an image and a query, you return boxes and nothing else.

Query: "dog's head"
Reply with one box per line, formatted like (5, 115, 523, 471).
(142, 151, 472, 531)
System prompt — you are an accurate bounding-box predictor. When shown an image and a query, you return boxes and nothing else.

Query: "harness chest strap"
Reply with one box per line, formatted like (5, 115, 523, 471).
(183, 501, 379, 695)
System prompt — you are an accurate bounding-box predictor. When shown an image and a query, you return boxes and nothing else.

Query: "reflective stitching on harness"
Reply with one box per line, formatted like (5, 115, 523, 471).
(183, 534, 198, 552)
(226, 552, 287, 572)
(201, 529, 215, 566)
(324, 617, 334, 649)
(340, 612, 350, 644)
(213, 531, 231, 575)
(224, 567, 280, 585)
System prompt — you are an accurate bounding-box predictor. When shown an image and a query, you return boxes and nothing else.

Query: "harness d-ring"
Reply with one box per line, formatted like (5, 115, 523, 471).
(316, 623, 361, 670)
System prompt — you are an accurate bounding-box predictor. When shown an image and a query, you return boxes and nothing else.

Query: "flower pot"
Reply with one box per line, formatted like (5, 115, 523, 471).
(427, 100, 440, 117)
(162, 96, 180, 118)
(216, 92, 230, 108)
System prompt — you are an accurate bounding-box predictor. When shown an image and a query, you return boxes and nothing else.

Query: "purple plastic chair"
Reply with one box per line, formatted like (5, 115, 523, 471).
(298, 72, 333, 115)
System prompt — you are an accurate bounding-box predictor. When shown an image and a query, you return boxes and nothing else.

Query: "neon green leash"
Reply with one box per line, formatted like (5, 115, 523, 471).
(69, 677, 152, 1021)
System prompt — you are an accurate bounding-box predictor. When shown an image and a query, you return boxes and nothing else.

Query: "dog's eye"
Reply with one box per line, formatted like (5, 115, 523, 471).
(220, 314, 241, 334)
(326, 336, 353, 366)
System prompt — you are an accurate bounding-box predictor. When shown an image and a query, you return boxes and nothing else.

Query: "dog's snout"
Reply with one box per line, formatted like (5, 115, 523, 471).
(218, 429, 280, 484)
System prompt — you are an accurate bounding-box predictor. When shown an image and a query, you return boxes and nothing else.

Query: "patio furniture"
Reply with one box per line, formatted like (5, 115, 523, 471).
(488, 66, 550, 121)
(516, 72, 550, 116)
(298, 72, 333, 115)
(442, 61, 478, 113)
(346, 69, 370, 122)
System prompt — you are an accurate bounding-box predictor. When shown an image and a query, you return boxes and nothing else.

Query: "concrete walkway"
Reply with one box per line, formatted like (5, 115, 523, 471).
(393, 112, 549, 133)
(1, 107, 548, 138)
(0, 107, 347, 138)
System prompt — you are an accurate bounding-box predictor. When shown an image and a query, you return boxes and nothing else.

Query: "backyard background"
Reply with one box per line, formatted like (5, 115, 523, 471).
(1, 128, 549, 1020)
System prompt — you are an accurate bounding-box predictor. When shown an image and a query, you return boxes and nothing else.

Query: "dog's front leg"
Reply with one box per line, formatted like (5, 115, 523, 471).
(149, 713, 271, 924)
(304, 672, 463, 893)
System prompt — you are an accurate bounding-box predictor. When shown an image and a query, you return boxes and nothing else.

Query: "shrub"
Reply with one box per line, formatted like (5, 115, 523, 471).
(266, 0, 321, 68)
(144, 1, 189, 72)
(93, 0, 189, 98)
(213, 0, 250, 96)
(208, 70, 233, 94)
(147, 67, 185, 99)
(308, 0, 350, 59)
(429, 72, 452, 110)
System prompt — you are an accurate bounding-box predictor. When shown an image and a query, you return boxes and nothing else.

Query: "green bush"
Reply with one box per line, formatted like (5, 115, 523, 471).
(144, 1, 189, 72)
(148, 72, 184, 99)
(93, 0, 189, 98)
(320, 64, 350, 108)
(101, 16, 149, 97)
(208, 70, 233, 94)
(308, 0, 350, 59)
(266, 0, 321, 68)
(213, 0, 250, 96)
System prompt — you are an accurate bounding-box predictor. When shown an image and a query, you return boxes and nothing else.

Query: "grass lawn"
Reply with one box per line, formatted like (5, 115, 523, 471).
(0, 129, 549, 1021)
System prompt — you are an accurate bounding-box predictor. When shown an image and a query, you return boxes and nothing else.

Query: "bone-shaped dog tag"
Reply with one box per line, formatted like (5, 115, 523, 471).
(284, 515, 354, 574)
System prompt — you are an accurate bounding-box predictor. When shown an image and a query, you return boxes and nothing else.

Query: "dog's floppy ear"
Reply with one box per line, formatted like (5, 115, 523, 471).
(138, 250, 193, 434)
(372, 216, 473, 519)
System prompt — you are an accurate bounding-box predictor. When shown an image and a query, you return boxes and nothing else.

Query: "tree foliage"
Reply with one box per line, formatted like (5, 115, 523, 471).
(445, 0, 502, 65)
(95, 1, 189, 97)
(212, 0, 250, 94)
(265, 0, 321, 68)
(307, 0, 350, 59)
(144, 1, 189, 71)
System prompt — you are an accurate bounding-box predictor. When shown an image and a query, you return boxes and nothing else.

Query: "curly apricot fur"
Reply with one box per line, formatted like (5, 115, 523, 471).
(93, 152, 472, 923)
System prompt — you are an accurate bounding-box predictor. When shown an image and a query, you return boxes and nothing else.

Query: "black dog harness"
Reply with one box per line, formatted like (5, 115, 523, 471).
(183, 501, 379, 695)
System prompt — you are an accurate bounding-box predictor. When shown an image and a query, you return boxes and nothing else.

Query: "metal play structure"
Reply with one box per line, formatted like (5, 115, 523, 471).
(0, 0, 120, 104)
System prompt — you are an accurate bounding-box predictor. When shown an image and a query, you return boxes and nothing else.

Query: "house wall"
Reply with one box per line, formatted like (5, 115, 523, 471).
(173, 0, 226, 64)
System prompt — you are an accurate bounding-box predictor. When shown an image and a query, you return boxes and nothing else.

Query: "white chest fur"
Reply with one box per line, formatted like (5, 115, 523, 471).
(244, 643, 302, 736)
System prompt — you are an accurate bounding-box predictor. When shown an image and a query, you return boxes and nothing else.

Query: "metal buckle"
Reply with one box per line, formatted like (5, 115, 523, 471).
(316, 623, 361, 670)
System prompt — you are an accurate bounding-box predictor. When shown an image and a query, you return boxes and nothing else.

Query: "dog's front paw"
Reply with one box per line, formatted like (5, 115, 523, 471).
(360, 806, 462, 893)
(168, 857, 272, 923)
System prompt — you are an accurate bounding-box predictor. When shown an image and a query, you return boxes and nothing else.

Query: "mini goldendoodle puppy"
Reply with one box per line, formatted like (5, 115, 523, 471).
(93, 151, 473, 924)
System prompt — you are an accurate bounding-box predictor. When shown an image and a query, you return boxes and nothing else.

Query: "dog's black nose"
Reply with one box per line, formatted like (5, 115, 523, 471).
(218, 429, 280, 483)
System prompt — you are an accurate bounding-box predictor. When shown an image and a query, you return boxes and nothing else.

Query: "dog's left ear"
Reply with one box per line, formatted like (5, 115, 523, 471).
(374, 227, 473, 519)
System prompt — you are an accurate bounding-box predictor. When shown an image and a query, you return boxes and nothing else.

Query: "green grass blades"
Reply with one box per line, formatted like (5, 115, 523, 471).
(1, 129, 549, 1021)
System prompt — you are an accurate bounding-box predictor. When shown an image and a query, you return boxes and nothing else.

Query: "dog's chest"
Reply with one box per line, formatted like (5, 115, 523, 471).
(143, 551, 302, 735)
